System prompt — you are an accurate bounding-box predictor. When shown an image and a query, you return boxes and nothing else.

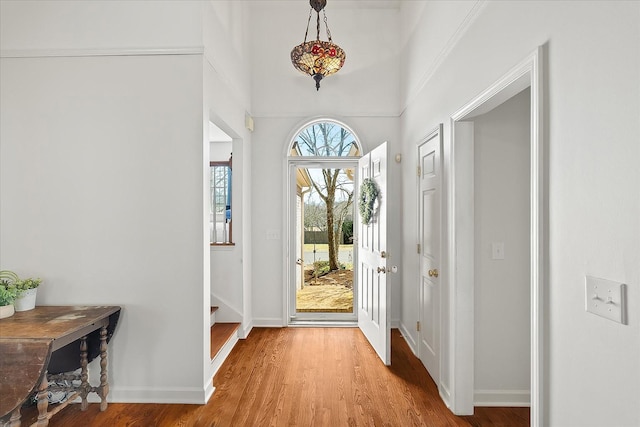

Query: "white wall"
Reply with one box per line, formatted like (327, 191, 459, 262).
(250, 1, 400, 118)
(248, 2, 402, 326)
(0, 0, 203, 52)
(398, 0, 483, 370)
(210, 141, 232, 162)
(400, 1, 639, 425)
(0, 0, 253, 403)
(473, 88, 531, 405)
(203, 1, 253, 334)
(203, 0, 250, 109)
(0, 53, 207, 401)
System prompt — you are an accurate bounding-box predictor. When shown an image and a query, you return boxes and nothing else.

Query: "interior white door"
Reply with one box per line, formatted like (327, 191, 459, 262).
(357, 142, 390, 365)
(418, 133, 441, 381)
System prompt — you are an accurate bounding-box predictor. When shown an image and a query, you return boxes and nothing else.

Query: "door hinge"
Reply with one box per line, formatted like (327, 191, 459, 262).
(417, 166, 421, 177)
(416, 321, 421, 332)
(417, 244, 421, 254)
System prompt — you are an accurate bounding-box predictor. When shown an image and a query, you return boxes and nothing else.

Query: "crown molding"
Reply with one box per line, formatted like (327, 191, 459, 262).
(401, 0, 487, 114)
(251, 111, 400, 119)
(0, 46, 204, 59)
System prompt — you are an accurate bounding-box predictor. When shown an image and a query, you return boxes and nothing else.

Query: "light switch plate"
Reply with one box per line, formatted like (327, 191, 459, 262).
(585, 276, 627, 324)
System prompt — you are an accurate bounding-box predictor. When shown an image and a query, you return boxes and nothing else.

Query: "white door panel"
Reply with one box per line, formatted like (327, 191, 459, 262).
(357, 142, 390, 365)
(418, 132, 442, 381)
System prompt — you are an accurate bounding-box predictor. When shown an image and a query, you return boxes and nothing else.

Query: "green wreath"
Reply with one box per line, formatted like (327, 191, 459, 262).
(359, 178, 379, 225)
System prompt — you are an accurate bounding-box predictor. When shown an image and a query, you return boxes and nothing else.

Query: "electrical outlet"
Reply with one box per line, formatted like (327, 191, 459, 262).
(491, 242, 505, 260)
(585, 276, 627, 324)
(266, 229, 280, 240)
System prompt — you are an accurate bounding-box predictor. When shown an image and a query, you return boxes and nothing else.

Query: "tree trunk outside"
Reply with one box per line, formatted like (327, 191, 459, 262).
(326, 196, 339, 271)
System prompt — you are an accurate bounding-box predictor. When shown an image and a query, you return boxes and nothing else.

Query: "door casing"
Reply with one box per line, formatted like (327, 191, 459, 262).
(285, 158, 360, 324)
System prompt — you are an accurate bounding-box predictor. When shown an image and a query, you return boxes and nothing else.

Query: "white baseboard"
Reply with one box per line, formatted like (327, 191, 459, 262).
(100, 385, 209, 404)
(241, 322, 253, 339)
(289, 321, 356, 327)
(252, 317, 285, 327)
(439, 383, 452, 409)
(204, 383, 216, 404)
(209, 331, 239, 380)
(474, 389, 531, 407)
(399, 322, 418, 356)
(391, 318, 401, 329)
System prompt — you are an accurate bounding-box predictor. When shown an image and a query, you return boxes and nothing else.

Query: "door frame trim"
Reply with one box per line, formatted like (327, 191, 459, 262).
(448, 47, 544, 426)
(284, 157, 361, 325)
(282, 119, 366, 326)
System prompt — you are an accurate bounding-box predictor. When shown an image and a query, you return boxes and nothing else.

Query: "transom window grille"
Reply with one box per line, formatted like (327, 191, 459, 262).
(291, 122, 360, 157)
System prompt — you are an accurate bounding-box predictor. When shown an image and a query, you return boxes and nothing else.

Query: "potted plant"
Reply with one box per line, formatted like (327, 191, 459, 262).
(0, 271, 20, 319)
(14, 277, 42, 311)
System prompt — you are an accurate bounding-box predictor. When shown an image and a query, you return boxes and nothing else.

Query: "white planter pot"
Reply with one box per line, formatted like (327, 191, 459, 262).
(0, 304, 15, 319)
(14, 288, 37, 312)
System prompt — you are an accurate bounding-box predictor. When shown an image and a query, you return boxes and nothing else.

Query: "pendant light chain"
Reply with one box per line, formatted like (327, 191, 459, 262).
(323, 10, 333, 42)
(303, 8, 313, 44)
(316, 11, 321, 40)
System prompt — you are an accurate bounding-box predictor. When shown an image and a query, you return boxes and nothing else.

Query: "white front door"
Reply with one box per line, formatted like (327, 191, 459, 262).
(357, 142, 390, 365)
(418, 131, 442, 381)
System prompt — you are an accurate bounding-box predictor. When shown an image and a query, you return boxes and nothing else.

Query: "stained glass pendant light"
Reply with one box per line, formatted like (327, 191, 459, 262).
(291, 0, 346, 91)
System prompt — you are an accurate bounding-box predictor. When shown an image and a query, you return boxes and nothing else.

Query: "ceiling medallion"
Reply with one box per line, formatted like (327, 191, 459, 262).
(290, 0, 346, 91)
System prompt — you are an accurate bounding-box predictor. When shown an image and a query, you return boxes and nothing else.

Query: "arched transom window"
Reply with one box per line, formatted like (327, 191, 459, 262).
(291, 121, 360, 157)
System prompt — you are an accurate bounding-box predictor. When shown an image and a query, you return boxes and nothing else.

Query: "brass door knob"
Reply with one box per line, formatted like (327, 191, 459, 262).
(428, 269, 439, 278)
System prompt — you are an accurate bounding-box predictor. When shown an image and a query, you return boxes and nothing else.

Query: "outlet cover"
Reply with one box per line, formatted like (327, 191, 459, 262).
(585, 276, 627, 325)
(491, 242, 505, 260)
(266, 229, 280, 240)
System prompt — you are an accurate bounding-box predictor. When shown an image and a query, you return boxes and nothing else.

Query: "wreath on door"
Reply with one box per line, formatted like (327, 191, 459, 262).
(359, 178, 379, 225)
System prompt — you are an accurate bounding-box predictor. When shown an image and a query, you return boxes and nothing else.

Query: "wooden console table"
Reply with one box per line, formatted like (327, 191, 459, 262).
(0, 306, 121, 426)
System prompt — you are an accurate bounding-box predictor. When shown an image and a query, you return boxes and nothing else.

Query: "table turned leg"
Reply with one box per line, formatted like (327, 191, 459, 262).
(36, 372, 49, 426)
(8, 407, 21, 427)
(79, 336, 89, 411)
(99, 325, 109, 411)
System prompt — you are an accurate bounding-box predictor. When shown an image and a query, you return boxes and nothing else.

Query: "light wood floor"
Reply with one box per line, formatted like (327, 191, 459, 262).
(31, 328, 529, 426)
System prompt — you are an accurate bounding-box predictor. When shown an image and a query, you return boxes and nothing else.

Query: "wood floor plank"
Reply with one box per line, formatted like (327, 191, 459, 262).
(29, 328, 529, 427)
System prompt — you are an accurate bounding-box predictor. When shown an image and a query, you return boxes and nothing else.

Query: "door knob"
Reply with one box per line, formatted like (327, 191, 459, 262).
(428, 269, 439, 278)
(377, 266, 387, 274)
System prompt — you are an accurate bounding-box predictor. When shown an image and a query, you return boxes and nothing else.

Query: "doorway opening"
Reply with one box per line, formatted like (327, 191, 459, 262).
(287, 120, 361, 324)
(209, 121, 234, 245)
(448, 48, 543, 426)
(295, 166, 355, 314)
(472, 87, 531, 409)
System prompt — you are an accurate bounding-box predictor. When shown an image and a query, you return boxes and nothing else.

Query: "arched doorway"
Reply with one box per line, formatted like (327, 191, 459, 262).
(286, 119, 362, 324)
